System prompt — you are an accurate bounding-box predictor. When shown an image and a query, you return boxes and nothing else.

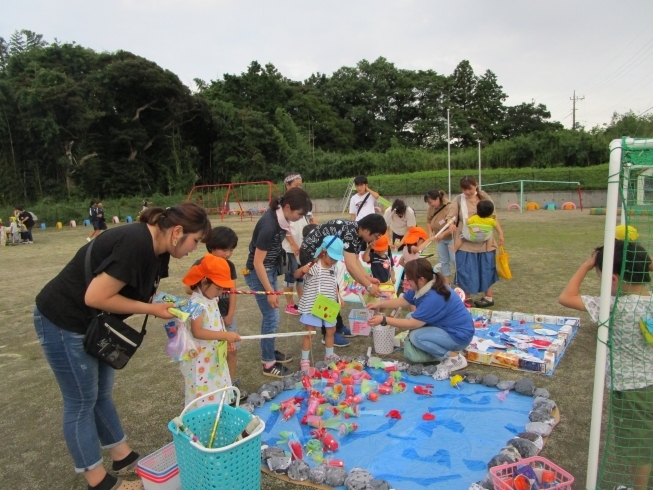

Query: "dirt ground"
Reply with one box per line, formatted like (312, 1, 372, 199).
(0, 209, 607, 489)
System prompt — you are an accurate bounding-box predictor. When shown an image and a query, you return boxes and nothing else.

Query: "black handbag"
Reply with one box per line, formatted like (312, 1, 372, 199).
(83, 240, 149, 369)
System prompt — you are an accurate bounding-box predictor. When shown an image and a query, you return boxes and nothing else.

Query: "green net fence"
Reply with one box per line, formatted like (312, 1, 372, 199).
(597, 137, 653, 489)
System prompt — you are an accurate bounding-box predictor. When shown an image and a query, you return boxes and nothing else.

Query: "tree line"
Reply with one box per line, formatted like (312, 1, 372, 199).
(0, 29, 651, 204)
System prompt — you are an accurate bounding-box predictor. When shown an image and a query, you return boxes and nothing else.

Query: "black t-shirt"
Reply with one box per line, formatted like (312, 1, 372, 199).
(368, 250, 392, 283)
(35, 223, 169, 334)
(192, 257, 237, 318)
(301, 219, 365, 258)
(19, 211, 34, 228)
(245, 208, 285, 270)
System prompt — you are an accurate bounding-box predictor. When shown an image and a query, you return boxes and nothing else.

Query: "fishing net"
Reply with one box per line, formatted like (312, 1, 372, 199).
(598, 137, 653, 489)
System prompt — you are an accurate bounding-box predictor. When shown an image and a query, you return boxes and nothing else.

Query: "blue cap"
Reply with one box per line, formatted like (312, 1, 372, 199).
(314, 235, 344, 261)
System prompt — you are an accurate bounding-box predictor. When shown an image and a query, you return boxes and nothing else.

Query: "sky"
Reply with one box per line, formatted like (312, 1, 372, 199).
(3, 0, 653, 130)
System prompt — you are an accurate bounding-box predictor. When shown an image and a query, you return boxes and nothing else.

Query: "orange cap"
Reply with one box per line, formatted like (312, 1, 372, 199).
(373, 235, 389, 251)
(403, 226, 428, 245)
(182, 254, 235, 289)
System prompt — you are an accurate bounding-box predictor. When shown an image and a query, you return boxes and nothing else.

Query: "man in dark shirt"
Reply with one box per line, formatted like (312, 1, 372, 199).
(299, 214, 388, 298)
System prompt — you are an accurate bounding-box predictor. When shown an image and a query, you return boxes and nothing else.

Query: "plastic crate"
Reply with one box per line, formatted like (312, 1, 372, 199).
(136, 442, 181, 490)
(490, 456, 574, 490)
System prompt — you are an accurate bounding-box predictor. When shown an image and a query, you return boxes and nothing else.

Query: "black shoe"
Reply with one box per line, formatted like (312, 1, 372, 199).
(262, 362, 292, 378)
(474, 297, 495, 307)
(274, 350, 293, 364)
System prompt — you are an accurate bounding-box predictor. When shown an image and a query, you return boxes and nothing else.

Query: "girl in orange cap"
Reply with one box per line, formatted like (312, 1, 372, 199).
(180, 254, 241, 406)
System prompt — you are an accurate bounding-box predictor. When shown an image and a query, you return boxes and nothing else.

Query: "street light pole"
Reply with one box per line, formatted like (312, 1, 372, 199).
(477, 139, 482, 187)
(447, 109, 451, 197)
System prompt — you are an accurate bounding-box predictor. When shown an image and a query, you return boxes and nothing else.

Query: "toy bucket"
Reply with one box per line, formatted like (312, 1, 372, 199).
(373, 326, 395, 355)
(167, 387, 265, 490)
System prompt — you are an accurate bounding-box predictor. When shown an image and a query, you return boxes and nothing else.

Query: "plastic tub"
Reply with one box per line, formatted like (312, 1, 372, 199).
(136, 442, 181, 490)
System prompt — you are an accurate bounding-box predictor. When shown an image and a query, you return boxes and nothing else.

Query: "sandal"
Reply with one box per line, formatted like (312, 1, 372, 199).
(474, 297, 495, 308)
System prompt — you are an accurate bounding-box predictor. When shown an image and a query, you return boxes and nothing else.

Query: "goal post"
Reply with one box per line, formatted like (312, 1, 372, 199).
(587, 137, 653, 490)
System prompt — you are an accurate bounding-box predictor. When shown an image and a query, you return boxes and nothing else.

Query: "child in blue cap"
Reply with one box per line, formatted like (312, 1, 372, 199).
(297, 235, 345, 371)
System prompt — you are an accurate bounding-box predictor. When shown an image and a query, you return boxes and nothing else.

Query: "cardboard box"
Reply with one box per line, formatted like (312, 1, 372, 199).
(519, 358, 547, 373)
(491, 310, 513, 321)
(465, 349, 493, 364)
(559, 325, 573, 335)
(543, 352, 556, 371)
(470, 307, 493, 318)
(492, 352, 521, 369)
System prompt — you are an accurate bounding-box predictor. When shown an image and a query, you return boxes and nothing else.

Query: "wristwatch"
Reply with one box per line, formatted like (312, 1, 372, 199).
(366, 283, 373, 292)
(381, 314, 387, 326)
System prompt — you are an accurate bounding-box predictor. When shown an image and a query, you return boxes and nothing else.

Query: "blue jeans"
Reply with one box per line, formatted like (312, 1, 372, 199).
(244, 268, 279, 362)
(408, 326, 470, 361)
(436, 238, 455, 277)
(33, 308, 125, 473)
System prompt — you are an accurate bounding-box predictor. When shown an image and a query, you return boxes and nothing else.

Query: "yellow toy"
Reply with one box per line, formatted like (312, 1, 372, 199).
(450, 374, 465, 389)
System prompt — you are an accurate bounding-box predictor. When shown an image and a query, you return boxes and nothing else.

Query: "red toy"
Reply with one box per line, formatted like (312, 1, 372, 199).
(386, 409, 402, 420)
(310, 427, 339, 452)
(413, 386, 433, 396)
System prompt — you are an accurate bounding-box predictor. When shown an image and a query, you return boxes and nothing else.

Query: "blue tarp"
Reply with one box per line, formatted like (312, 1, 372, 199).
(255, 368, 534, 489)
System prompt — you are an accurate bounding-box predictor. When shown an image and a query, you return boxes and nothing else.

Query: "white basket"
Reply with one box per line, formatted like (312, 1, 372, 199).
(372, 326, 396, 355)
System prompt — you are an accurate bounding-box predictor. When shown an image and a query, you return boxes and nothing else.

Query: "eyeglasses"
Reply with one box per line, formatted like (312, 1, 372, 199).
(373, 233, 381, 240)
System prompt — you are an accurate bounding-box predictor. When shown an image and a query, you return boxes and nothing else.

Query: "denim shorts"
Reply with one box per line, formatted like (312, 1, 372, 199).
(283, 253, 302, 286)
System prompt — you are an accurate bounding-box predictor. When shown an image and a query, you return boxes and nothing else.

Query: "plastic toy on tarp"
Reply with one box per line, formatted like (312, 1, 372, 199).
(255, 366, 537, 490)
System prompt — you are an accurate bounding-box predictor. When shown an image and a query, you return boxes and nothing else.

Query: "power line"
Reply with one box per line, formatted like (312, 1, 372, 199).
(585, 35, 653, 96)
(579, 18, 653, 90)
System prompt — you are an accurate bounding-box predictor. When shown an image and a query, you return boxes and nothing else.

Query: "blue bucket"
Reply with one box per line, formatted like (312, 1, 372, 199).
(126, 216, 133, 223)
(40, 223, 46, 229)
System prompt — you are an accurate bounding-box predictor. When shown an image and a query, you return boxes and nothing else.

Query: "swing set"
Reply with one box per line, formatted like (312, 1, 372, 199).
(186, 181, 281, 221)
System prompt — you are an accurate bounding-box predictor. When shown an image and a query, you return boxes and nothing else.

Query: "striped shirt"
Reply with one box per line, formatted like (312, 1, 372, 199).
(298, 262, 339, 314)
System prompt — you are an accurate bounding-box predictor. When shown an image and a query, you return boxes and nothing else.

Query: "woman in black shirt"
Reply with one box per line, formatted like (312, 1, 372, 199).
(244, 187, 312, 378)
(34, 203, 211, 490)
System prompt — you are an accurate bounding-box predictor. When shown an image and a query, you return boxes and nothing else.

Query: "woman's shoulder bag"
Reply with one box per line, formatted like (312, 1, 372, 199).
(83, 240, 150, 369)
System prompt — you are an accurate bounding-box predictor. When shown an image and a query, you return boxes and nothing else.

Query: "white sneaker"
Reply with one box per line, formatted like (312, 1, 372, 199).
(441, 353, 467, 372)
(86, 237, 91, 242)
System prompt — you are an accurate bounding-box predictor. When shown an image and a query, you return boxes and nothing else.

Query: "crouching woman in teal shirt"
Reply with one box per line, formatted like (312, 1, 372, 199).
(367, 258, 473, 372)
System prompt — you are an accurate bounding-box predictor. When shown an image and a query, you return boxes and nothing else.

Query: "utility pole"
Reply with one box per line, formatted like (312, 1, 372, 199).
(477, 139, 482, 187)
(570, 90, 585, 130)
(447, 108, 451, 197)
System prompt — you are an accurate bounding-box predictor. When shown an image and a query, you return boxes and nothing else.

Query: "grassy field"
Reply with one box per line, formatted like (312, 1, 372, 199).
(0, 209, 608, 489)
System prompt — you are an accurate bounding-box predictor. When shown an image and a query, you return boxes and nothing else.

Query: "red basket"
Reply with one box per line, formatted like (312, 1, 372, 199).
(490, 456, 574, 490)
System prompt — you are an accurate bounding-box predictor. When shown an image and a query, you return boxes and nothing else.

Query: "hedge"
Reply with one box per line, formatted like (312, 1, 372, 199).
(300, 164, 609, 199)
(3, 164, 609, 226)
